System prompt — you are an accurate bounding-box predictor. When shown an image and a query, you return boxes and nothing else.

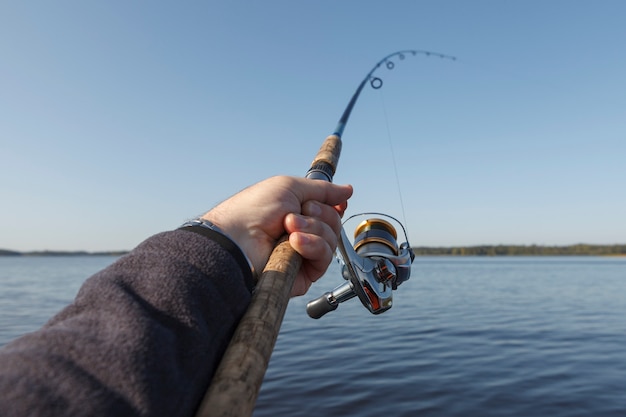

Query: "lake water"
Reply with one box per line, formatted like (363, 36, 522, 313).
(1, 256, 625, 416)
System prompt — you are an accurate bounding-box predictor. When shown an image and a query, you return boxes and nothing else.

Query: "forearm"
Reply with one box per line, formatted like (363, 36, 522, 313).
(0, 229, 252, 417)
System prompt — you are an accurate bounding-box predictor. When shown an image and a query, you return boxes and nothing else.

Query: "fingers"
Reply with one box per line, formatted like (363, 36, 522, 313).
(284, 201, 341, 248)
(287, 231, 334, 273)
(287, 177, 353, 209)
(287, 231, 334, 296)
(284, 200, 344, 296)
(334, 200, 349, 218)
(284, 213, 337, 260)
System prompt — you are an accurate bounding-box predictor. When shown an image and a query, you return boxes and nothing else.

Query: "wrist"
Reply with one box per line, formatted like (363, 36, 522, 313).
(180, 218, 257, 284)
(200, 210, 271, 281)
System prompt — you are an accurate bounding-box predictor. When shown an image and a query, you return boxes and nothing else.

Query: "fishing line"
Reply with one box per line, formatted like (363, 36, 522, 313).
(377, 88, 410, 231)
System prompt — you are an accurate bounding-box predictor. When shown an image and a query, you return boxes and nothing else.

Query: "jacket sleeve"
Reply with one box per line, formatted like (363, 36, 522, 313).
(0, 229, 253, 417)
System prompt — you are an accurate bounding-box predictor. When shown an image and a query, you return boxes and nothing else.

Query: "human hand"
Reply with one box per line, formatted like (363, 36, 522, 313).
(201, 176, 353, 296)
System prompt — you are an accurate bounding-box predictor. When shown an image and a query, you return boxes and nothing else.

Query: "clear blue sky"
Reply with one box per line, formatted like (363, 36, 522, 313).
(1, 1, 625, 251)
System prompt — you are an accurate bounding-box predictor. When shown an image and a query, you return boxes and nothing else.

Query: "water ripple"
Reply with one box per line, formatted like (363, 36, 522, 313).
(255, 257, 626, 417)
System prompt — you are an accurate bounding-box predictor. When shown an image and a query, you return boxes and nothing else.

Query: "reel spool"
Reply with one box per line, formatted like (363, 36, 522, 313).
(354, 218, 399, 257)
(306, 213, 414, 319)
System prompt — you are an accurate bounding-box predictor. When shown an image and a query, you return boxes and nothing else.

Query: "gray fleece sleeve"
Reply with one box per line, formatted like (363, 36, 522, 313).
(0, 229, 252, 417)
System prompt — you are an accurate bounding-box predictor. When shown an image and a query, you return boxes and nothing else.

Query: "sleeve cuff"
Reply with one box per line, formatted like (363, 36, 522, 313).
(178, 225, 256, 293)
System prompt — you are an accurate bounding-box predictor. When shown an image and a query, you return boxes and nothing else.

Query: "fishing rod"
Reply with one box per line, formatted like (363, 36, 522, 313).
(194, 49, 455, 417)
(306, 50, 455, 318)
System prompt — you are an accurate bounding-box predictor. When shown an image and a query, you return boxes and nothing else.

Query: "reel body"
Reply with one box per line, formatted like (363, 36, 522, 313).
(306, 214, 414, 319)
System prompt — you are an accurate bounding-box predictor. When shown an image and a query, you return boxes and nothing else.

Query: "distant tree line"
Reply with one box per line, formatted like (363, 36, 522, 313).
(0, 249, 128, 257)
(412, 244, 626, 256)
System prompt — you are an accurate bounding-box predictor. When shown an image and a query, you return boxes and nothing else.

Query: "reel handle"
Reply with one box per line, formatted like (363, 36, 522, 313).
(306, 281, 356, 319)
(306, 293, 338, 319)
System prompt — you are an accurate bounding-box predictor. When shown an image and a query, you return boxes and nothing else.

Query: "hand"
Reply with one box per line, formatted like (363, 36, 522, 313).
(202, 176, 353, 296)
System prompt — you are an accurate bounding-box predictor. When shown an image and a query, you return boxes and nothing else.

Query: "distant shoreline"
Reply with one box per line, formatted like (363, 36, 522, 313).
(411, 244, 626, 257)
(2, 244, 625, 257)
(0, 250, 129, 257)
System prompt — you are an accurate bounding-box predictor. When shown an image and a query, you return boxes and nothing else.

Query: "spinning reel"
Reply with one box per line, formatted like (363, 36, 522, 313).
(306, 213, 415, 319)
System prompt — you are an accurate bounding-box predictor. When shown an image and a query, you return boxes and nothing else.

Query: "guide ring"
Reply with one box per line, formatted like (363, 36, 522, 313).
(370, 77, 383, 89)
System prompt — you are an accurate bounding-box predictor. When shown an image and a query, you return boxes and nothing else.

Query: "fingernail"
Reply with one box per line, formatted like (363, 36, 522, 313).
(292, 214, 308, 229)
(305, 201, 322, 217)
